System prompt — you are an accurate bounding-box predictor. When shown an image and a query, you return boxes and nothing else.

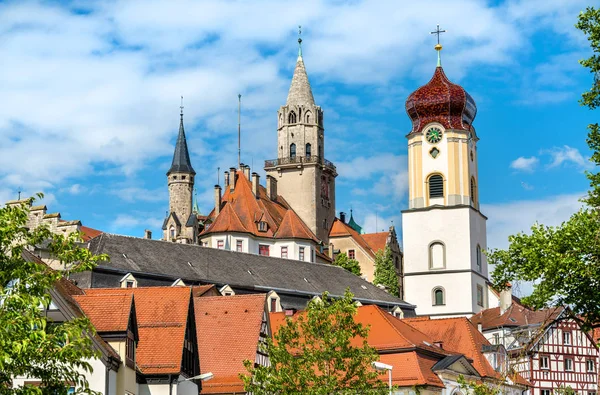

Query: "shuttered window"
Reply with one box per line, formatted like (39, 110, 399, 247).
(429, 175, 444, 198)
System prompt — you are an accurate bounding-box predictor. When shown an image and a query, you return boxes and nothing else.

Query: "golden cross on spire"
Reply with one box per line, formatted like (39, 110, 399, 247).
(430, 24, 446, 67)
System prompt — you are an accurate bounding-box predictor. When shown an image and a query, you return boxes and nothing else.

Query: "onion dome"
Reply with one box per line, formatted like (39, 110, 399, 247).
(405, 46, 477, 134)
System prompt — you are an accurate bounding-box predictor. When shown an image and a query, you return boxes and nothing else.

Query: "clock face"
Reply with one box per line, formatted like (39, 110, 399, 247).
(426, 127, 443, 144)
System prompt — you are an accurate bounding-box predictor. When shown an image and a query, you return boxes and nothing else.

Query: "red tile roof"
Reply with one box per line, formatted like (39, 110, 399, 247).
(80, 225, 103, 241)
(192, 284, 218, 297)
(329, 219, 388, 259)
(73, 293, 133, 333)
(405, 316, 530, 386)
(361, 232, 389, 253)
(269, 305, 448, 388)
(195, 294, 267, 394)
(84, 287, 192, 375)
(202, 170, 318, 243)
(470, 302, 563, 331)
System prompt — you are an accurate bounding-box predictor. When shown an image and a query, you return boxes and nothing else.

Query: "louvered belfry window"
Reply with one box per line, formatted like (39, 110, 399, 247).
(429, 175, 444, 198)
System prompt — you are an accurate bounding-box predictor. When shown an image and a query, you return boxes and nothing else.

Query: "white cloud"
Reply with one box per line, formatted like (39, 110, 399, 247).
(483, 192, 585, 251)
(510, 156, 538, 172)
(61, 184, 86, 195)
(544, 145, 591, 170)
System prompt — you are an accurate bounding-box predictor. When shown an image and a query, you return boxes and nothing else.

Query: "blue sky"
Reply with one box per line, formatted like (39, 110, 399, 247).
(0, 0, 596, 294)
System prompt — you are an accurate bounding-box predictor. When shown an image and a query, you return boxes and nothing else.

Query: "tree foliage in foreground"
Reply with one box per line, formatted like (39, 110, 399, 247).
(333, 252, 362, 276)
(489, 7, 600, 331)
(373, 246, 400, 297)
(241, 289, 390, 394)
(0, 196, 107, 394)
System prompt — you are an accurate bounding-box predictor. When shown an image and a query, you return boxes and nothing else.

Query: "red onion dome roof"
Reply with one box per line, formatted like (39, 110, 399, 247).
(405, 66, 477, 134)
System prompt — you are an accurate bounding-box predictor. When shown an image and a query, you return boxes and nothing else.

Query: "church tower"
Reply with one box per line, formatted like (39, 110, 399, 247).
(264, 32, 337, 242)
(401, 39, 489, 317)
(163, 105, 196, 243)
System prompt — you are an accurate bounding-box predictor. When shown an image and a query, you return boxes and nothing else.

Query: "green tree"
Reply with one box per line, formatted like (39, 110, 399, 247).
(242, 289, 390, 394)
(333, 252, 362, 276)
(489, 7, 600, 331)
(373, 246, 400, 297)
(0, 196, 107, 394)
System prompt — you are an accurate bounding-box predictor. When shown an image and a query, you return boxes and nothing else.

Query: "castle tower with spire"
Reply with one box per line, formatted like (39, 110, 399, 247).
(401, 35, 488, 317)
(163, 104, 197, 243)
(264, 30, 337, 243)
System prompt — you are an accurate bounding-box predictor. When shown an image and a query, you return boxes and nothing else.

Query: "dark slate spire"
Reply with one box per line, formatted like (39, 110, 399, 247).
(167, 105, 196, 175)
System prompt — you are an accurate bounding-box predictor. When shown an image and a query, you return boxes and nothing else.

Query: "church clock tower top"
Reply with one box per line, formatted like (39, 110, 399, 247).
(405, 40, 477, 134)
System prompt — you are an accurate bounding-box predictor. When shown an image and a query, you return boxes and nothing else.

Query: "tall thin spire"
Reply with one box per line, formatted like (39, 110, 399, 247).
(167, 96, 196, 175)
(238, 94, 242, 170)
(430, 24, 446, 67)
(286, 26, 315, 106)
(298, 25, 303, 58)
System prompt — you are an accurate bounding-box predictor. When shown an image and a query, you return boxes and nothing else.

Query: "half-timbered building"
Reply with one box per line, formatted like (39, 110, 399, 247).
(472, 301, 599, 395)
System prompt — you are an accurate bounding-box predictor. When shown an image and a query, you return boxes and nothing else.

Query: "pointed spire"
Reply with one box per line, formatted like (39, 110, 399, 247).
(192, 188, 200, 214)
(167, 96, 196, 175)
(298, 25, 303, 58)
(286, 26, 315, 106)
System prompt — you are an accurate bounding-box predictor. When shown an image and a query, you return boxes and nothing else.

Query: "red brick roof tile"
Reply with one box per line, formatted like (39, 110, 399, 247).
(470, 302, 563, 331)
(195, 294, 267, 394)
(202, 170, 319, 243)
(73, 294, 133, 333)
(361, 232, 388, 253)
(83, 287, 192, 375)
(80, 225, 103, 241)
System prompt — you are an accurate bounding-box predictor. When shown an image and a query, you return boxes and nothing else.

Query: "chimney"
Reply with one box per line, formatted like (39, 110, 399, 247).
(214, 185, 222, 215)
(500, 284, 512, 314)
(477, 323, 483, 333)
(328, 243, 334, 259)
(266, 175, 277, 200)
(229, 167, 237, 192)
(243, 164, 251, 180)
(340, 212, 346, 223)
(144, 229, 152, 239)
(224, 171, 230, 189)
(252, 172, 260, 197)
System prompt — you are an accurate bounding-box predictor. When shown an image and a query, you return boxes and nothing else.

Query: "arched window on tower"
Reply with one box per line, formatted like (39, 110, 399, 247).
(428, 174, 444, 199)
(290, 143, 296, 159)
(306, 113, 311, 123)
(433, 287, 445, 306)
(288, 111, 297, 124)
(429, 241, 445, 269)
(305, 143, 311, 158)
(471, 177, 477, 206)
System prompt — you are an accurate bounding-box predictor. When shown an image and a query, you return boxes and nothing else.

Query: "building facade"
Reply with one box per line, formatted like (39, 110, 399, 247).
(401, 44, 489, 317)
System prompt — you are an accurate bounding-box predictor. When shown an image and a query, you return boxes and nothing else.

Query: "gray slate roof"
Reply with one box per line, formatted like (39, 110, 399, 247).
(167, 114, 195, 175)
(286, 56, 315, 107)
(86, 233, 414, 310)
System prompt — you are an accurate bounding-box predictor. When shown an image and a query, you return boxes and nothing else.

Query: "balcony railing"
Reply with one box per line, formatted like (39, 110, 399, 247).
(265, 155, 336, 171)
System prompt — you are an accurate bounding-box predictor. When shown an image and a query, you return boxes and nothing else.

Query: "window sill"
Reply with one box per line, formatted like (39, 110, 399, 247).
(432, 304, 446, 307)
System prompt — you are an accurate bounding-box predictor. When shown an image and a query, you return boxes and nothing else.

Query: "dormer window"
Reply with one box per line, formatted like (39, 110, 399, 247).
(258, 221, 268, 232)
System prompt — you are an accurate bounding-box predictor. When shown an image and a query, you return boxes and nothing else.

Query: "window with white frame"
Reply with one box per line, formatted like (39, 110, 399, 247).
(281, 246, 288, 259)
(563, 331, 571, 345)
(217, 240, 224, 249)
(433, 288, 444, 306)
(565, 358, 573, 371)
(540, 355, 549, 370)
(299, 247, 305, 261)
(236, 240, 243, 252)
(477, 284, 484, 307)
(587, 359, 595, 372)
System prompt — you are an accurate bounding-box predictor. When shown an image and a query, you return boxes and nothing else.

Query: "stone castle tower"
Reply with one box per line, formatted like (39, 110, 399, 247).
(163, 108, 196, 243)
(401, 44, 488, 317)
(264, 38, 337, 242)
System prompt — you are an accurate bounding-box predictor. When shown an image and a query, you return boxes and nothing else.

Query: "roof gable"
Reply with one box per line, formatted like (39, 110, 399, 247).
(73, 293, 134, 333)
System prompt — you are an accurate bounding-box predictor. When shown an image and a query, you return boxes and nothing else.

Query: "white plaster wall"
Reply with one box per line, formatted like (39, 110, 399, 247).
(420, 123, 450, 194)
(176, 378, 198, 395)
(12, 358, 109, 394)
(203, 233, 315, 262)
(108, 370, 118, 395)
(139, 383, 170, 395)
(404, 271, 474, 316)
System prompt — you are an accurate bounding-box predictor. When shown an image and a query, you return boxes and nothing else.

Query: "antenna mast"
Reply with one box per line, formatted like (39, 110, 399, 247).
(238, 94, 242, 169)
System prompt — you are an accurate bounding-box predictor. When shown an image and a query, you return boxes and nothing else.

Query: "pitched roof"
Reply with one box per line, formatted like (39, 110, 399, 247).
(361, 232, 389, 254)
(286, 55, 315, 106)
(329, 218, 378, 259)
(82, 233, 414, 310)
(80, 225, 103, 241)
(405, 316, 529, 386)
(83, 287, 192, 375)
(195, 294, 267, 394)
(202, 170, 318, 243)
(269, 305, 449, 388)
(167, 113, 195, 175)
(470, 302, 563, 331)
(73, 293, 133, 333)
